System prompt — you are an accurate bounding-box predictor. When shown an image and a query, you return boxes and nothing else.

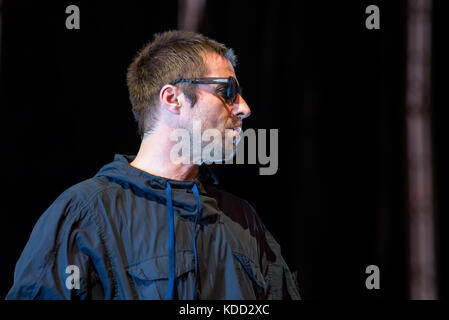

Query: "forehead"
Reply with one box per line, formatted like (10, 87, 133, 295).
(203, 52, 236, 78)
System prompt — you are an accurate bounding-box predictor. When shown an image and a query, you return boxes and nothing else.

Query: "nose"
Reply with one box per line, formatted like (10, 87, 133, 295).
(233, 95, 251, 119)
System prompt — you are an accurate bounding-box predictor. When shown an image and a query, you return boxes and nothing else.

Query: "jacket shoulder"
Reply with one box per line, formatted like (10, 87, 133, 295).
(57, 176, 119, 206)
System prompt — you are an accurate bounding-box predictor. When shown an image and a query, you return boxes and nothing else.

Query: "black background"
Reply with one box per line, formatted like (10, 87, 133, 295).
(1, 0, 446, 300)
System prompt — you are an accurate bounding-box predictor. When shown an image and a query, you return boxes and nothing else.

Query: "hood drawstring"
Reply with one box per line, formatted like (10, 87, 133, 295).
(191, 184, 201, 300)
(164, 182, 202, 300)
(165, 182, 176, 300)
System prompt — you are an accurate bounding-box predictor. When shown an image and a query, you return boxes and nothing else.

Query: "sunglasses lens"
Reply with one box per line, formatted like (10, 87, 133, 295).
(228, 77, 239, 104)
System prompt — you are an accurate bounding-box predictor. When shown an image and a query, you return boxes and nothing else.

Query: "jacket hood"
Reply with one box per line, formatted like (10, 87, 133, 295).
(94, 154, 219, 221)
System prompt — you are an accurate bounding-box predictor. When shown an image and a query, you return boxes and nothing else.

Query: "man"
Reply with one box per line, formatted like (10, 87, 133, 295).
(7, 31, 300, 300)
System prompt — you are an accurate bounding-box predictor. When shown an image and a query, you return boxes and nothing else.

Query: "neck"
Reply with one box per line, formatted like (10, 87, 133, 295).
(130, 129, 199, 181)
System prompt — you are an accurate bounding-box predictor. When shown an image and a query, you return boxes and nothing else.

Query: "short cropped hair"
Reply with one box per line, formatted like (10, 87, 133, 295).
(126, 30, 237, 139)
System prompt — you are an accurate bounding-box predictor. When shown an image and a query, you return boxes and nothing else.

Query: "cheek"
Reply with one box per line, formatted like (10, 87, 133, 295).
(196, 97, 229, 129)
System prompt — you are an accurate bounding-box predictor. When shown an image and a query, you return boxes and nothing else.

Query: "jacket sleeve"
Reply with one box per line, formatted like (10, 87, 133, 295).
(6, 192, 104, 300)
(263, 229, 301, 300)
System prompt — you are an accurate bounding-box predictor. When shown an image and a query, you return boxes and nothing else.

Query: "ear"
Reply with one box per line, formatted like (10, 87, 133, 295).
(160, 84, 182, 114)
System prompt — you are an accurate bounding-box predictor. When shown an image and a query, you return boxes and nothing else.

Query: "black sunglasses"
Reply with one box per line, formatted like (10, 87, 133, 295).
(170, 76, 242, 105)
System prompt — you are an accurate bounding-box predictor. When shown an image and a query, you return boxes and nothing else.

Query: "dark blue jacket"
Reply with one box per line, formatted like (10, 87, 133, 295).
(6, 154, 300, 300)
